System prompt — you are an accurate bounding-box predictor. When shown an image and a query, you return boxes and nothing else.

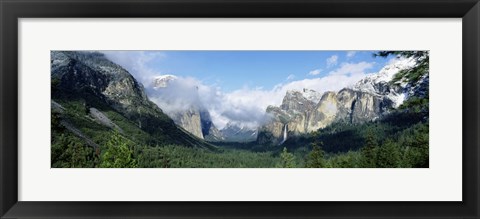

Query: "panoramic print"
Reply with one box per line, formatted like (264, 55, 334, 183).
(51, 51, 429, 168)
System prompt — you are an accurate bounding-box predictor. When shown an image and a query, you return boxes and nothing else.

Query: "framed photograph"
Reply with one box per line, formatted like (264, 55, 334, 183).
(1, 0, 479, 218)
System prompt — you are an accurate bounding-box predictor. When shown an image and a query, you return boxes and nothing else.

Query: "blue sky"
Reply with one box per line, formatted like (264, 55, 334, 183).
(121, 51, 389, 92)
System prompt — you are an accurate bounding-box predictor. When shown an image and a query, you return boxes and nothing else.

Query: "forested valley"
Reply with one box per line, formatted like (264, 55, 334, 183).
(51, 51, 428, 168)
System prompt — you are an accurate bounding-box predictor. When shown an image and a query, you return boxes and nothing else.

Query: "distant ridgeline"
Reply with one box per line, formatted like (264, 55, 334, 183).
(51, 51, 428, 168)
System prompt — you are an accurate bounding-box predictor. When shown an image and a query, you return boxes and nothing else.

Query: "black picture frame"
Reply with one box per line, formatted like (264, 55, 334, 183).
(1, 0, 479, 218)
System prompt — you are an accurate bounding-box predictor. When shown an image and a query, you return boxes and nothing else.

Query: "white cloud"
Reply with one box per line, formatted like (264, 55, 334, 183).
(148, 79, 279, 130)
(326, 55, 338, 67)
(346, 51, 357, 58)
(286, 74, 295, 81)
(146, 76, 210, 114)
(103, 51, 165, 85)
(308, 69, 322, 76)
(104, 52, 376, 130)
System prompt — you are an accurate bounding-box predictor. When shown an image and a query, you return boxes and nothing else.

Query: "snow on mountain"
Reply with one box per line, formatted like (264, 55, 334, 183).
(351, 57, 417, 107)
(352, 57, 416, 92)
(220, 122, 257, 142)
(301, 88, 323, 104)
(152, 75, 177, 88)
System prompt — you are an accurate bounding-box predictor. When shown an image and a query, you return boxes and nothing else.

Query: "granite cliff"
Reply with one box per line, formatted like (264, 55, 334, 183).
(257, 57, 421, 145)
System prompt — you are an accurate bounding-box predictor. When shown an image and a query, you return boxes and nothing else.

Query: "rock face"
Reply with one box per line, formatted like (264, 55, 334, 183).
(201, 111, 225, 142)
(150, 75, 224, 141)
(308, 91, 339, 131)
(89, 107, 123, 133)
(170, 108, 204, 139)
(257, 58, 418, 145)
(337, 88, 395, 123)
(257, 89, 321, 145)
(52, 51, 157, 123)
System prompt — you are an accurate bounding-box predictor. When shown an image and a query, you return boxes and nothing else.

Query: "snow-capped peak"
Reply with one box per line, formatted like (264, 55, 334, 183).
(352, 57, 416, 93)
(152, 74, 177, 88)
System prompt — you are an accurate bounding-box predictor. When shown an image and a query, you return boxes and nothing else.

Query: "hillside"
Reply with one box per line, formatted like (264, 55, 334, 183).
(51, 51, 217, 167)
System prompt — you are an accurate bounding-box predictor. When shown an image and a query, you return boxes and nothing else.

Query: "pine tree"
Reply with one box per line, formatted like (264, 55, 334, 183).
(100, 131, 138, 168)
(401, 123, 429, 168)
(361, 130, 378, 168)
(376, 139, 400, 168)
(51, 134, 97, 168)
(278, 147, 296, 168)
(305, 141, 326, 168)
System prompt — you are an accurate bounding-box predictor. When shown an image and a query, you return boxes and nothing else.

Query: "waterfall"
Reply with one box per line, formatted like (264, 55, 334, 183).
(280, 124, 288, 144)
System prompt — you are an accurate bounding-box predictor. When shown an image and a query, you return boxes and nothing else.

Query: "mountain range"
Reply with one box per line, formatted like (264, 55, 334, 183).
(257, 57, 427, 145)
(133, 55, 426, 145)
(51, 51, 428, 148)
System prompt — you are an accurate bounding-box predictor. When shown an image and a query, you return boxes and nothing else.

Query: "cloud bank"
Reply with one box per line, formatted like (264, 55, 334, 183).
(103, 52, 379, 130)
